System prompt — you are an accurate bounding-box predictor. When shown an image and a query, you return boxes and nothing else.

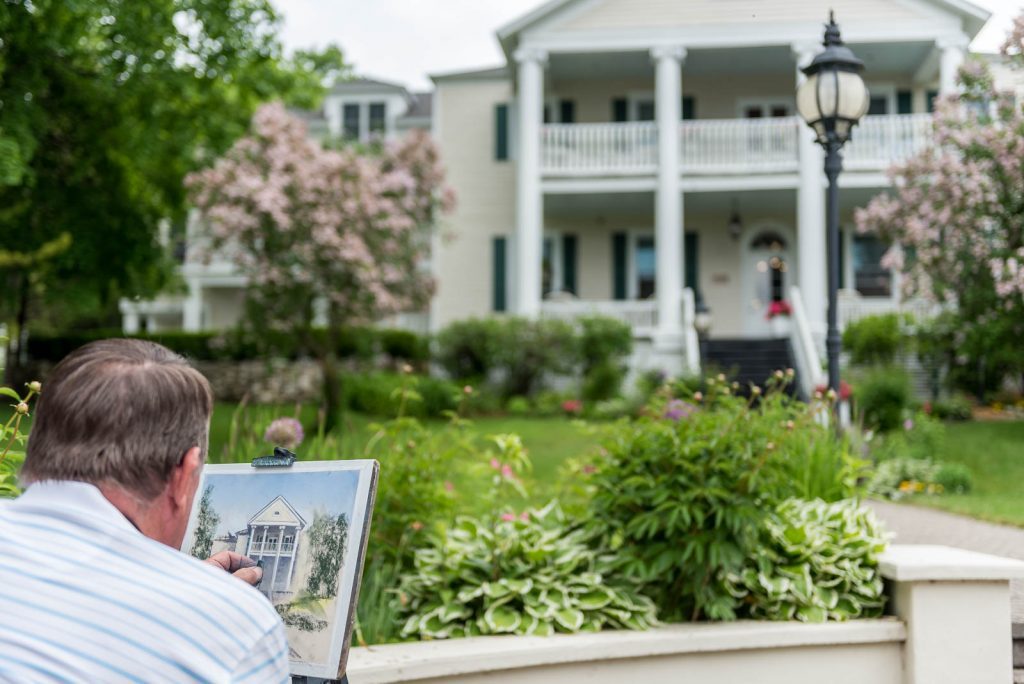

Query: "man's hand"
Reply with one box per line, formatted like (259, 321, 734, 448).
(205, 551, 263, 586)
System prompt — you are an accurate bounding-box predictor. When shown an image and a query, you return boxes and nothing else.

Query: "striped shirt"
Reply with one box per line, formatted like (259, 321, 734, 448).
(0, 481, 289, 684)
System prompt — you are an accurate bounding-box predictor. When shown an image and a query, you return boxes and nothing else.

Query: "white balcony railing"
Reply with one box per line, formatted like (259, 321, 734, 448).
(541, 299, 658, 335)
(680, 116, 798, 174)
(837, 292, 939, 329)
(541, 122, 658, 176)
(540, 114, 933, 177)
(844, 114, 933, 170)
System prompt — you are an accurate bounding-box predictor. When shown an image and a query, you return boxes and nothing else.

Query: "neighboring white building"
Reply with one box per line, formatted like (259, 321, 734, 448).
(119, 77, 432, 335)
(124, 0, 1019, 383)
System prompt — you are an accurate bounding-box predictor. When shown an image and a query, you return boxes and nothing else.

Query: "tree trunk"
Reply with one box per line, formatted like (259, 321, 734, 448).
(320, 352, 343, 434)
(4, 272, 30, 386)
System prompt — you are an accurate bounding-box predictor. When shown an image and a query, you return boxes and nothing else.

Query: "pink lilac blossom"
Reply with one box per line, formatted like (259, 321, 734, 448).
(854, 58, 1024, 318)
(185, 102, 454, 340)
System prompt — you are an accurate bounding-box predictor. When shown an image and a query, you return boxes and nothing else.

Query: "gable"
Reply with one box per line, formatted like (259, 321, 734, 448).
(249, 495, 306, 527)
(562, 0, 923, 31)
(501, 0, 989, 46)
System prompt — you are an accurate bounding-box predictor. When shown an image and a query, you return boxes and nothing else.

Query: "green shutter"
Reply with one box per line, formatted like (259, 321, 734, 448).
(560, 100, 576, 124)
(926, 91, 938, 114)
(612, 232, 627, 300)
(897, 91, 913, 114)
(684, 232, 698, 292)
(495, 104, 509, 161)
(493, 237, 507, 312)
(612, 98, 628, 122)
(682, 96, 696, 120)
(562, 234, 577, 294)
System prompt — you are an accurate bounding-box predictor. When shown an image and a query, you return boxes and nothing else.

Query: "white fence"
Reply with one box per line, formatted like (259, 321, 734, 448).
(542, 122, 658, 176)
(541, 299, 658, 336)
(680, 116, 798, 174)
(843, 114, 934, 170)
(540, 114, 933, 177)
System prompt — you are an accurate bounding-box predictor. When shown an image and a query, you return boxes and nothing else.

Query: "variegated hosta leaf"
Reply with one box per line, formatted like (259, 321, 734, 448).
(722, 498, 888, 623)
(395, 502, 659, 641)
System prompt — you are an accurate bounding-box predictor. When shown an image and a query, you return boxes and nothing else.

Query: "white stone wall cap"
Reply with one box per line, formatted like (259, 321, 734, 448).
(879, 544, 1024, 582)
(346, 619, 905, 683)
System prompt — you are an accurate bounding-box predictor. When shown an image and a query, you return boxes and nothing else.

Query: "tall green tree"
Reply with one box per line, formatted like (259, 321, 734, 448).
(0, 0, 347, 375)
(305, 512, 349, 599)
(190, 484, 220, 559)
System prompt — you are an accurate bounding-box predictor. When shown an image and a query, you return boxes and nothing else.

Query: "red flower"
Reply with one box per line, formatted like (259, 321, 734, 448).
(766, 300, 793, 320)
(561, 399, 583, 415)
(815, 381, 853, 401)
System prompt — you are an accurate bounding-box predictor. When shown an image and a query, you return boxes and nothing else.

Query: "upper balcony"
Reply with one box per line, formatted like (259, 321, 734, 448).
(540, 113, 933, 178)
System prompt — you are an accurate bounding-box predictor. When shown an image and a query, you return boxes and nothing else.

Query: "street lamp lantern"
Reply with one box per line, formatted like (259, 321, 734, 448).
(796, 13, 868, 413)
(796, 13, 870, 146)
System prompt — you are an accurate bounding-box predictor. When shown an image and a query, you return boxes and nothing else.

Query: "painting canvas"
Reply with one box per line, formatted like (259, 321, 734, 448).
(181, 460, 378, 679)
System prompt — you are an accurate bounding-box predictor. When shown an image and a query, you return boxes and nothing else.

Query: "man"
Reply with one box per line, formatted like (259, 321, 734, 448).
(0, 339, 289, 683)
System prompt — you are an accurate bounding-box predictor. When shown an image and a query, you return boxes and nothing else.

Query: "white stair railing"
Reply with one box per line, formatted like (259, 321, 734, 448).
(682, 288, 701, 376)
(789, 286, 825, 398)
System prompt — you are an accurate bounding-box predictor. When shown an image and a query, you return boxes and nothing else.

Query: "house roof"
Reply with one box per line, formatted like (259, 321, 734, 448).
(399, 91, 433, 121)
(329, 76, 409, 95)
(248, 495, 307, 528)
(430, 65, 510, 83)
(496, 0, 992, 58)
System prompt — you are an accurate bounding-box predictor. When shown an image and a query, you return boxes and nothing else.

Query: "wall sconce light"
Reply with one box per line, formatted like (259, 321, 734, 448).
(728, 203, 743, 241)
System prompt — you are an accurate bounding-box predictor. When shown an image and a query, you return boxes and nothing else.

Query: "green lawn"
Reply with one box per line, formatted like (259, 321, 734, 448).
(909, 420, 1024, 527)
(207, 403, 598, 512)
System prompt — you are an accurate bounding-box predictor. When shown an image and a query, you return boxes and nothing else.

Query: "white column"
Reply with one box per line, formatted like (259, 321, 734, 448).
(937, 35, 967, 96)
(285, 527, 297, 590)
(122, 308, 140, 335)
(183, 281, 203, 332)
(794, 45, 827, 337)
(651, 45, 686, 348)
(513, 48, 547, 318)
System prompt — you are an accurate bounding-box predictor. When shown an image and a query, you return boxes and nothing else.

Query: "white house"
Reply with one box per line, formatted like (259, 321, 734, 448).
(244, 495, 308, 598)
(123, 0, 1022, 387)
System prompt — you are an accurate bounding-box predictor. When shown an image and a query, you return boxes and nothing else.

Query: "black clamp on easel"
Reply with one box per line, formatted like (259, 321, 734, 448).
(252, 446, 298, 468)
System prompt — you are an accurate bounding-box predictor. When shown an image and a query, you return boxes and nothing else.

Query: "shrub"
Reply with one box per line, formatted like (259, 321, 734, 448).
(871, 412, 945, 462)
(935, 462, 973, 494)
(868, 457, 948, 499)
(497, 317, 579, 398)
(723, 499, 888, 622)
(506, 396, 532, 416)
(434, 318, 505, 382)
(856, 367, 911, 432)
(927, 394, 973, 421)
(842, 313, 905, 366)
(379, 328, 429, 365)
(343, 372, 459, 419)
(395, 503, 658, 639)
(585, 377, 863, 621)
(25, 326, 381, 363)
(578, 316, 632, 401)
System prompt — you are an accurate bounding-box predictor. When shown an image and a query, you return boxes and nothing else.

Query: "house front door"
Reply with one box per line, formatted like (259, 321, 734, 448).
(743, 230, 791, 337)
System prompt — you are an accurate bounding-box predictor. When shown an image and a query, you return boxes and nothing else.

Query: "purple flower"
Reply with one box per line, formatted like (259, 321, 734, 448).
(264, 417, 304, 449)
(664, 399, 697, 422)
(903, 418, 914, 432)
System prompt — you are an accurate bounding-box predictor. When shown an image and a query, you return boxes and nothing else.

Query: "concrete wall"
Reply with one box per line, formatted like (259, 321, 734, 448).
(343, 545, 1024, 684)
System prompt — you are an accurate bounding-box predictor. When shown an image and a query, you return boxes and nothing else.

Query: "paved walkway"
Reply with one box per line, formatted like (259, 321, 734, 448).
(867, 500, 1024, 625)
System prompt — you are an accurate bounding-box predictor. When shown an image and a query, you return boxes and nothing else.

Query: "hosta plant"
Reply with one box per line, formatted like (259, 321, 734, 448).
(723, 498, 889, 622)
(395, 502, 657, 639)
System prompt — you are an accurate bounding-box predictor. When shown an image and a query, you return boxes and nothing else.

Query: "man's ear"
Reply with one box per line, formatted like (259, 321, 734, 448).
(169, 446, 202, 510)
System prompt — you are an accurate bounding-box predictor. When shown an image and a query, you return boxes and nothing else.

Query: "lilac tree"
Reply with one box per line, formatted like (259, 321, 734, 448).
(855, 25, 1024, 394)
(187, 103, 454, 428)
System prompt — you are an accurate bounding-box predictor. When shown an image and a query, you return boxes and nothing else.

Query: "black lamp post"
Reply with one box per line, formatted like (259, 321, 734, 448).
(796, 13, 870, 399)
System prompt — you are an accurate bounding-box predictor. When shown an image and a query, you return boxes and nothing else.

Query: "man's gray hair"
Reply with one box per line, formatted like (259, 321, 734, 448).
(22, 338, 214, 500)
